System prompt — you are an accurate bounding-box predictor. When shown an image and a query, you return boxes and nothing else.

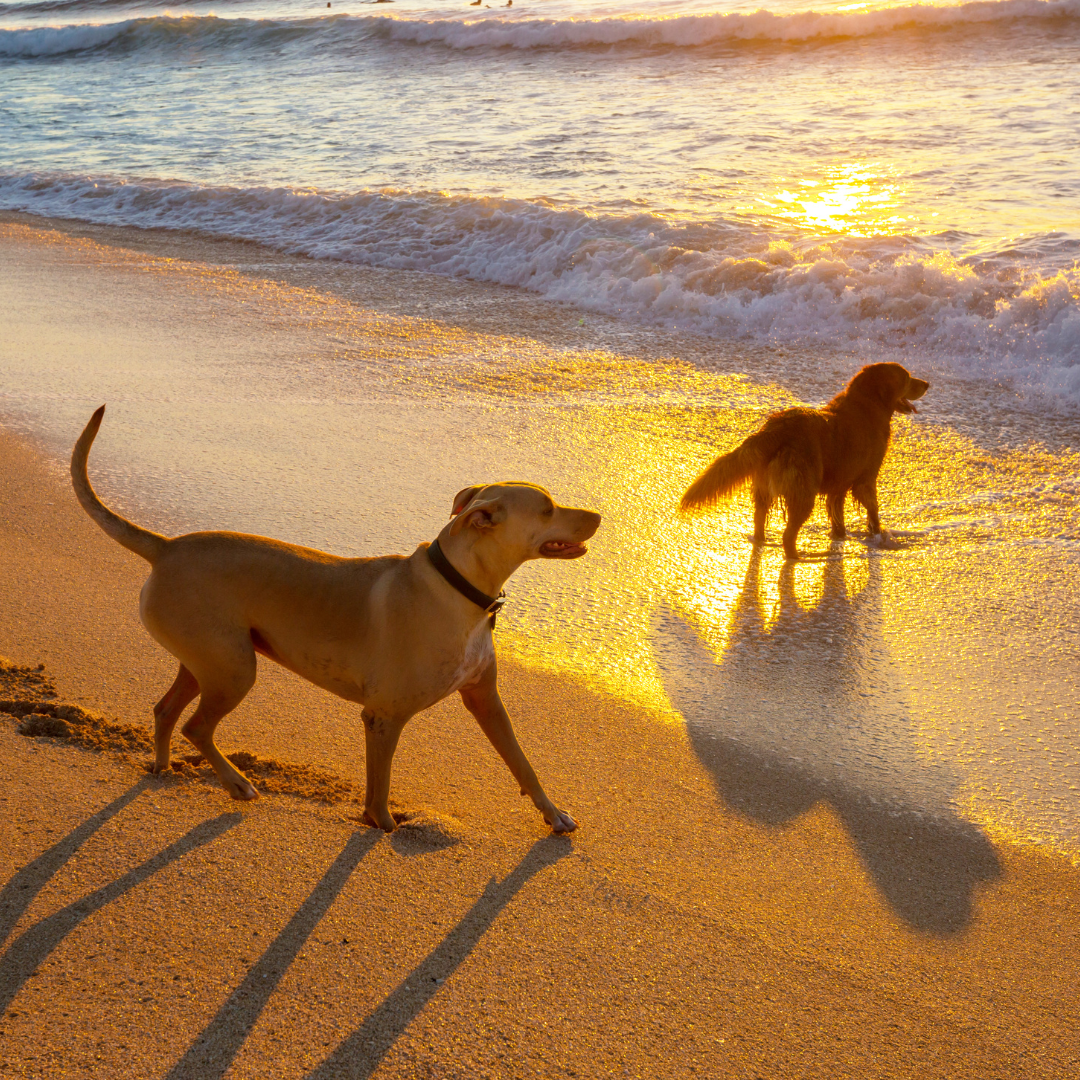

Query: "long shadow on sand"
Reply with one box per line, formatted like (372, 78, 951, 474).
(165, 828, 381, 1080)
(653, 549, 1000, 934)
(0, 811, 240, 1014)
(0, 776, 151, 949)
(306, 835, 572, 1080)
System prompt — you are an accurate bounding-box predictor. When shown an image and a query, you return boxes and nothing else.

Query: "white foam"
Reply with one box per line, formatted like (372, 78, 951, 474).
(2, 171, 1078, 408)
(2, 0, 1079, 58)
(379, 0, 1080, 50)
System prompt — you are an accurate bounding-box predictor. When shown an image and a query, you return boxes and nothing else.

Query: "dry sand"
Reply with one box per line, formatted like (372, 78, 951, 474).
(1, 218, 1079, 1079)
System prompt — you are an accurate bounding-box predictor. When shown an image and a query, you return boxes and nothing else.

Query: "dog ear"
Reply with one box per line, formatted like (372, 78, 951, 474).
(450, 485, 485, 518)
(448, 499, 506, 536)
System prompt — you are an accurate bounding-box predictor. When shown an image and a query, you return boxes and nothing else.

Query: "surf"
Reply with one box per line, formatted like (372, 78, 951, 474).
(2, 170, 1078, 409)
(3, 0, 1080, 59)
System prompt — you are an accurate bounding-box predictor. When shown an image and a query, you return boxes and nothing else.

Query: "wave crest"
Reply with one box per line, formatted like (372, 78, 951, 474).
(2, 0, 1079, 59)
(2, 171, 1078, 406)
(381, 0, 1080, 50)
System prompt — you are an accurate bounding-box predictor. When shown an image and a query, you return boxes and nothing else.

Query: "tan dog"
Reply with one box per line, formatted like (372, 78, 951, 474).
(680, 362, 929, 558)
(71, 406, 600, 833)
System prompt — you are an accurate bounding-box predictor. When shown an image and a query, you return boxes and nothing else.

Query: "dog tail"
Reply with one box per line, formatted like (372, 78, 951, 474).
(71, 406, 167, 564)
(680, 429, 776, 512)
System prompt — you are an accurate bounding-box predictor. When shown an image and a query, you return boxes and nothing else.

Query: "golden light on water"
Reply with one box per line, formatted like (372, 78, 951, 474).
(467, 366, 1080, 861)
(452, 352, 1080, 769)
(764, 162, 908, 236)
(470, 362, 943, 719)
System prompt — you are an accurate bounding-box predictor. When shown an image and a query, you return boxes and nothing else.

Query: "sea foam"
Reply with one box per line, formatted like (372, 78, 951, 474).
(2, 172, 1078, 407)
(2, 0, 1079, 58)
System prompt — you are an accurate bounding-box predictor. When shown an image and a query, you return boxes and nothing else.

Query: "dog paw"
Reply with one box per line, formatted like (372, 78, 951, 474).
(362, 807, 397, 832)
(545, 808, 577, 834)
(227, 779, 260, 801)
(865, 529, 903, 551)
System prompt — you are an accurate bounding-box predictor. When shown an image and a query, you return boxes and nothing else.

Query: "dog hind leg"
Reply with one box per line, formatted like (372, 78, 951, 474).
(770, 449, 821, 560)
(152, 663, 199, 773)
(826, 493, 847, 539)
(179, 643, 259, 800)
(852, 478, 882, 536)
(781, 492, 816, 560)
(752, 485, 772, 545)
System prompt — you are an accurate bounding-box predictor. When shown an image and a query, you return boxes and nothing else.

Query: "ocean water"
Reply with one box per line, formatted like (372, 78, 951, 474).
(2, 0, 1079, 406)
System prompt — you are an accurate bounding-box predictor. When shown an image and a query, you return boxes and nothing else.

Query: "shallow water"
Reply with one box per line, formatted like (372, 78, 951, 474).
(2, 222, 1078, 862)
(2, 0, 1079, 404)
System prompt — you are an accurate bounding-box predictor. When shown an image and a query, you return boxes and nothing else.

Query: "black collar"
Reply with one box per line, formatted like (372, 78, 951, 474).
(427, 538, 506, 623)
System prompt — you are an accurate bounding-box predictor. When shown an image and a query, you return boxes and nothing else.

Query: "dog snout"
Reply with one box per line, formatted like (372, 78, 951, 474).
(909, 378, 930, 400)
(575, 509, 602, 540)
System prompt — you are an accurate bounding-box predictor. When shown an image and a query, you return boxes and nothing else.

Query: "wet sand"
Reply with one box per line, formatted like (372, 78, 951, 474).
(2, 216, 1080, 1078)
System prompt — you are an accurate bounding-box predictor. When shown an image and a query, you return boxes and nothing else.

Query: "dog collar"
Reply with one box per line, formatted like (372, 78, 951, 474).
(427, 539, 506, 624)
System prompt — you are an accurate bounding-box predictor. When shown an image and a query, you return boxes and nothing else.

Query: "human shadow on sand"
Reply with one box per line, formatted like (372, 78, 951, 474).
(306, 835, 572, 1080)
(0, 776, 151, 950)
(653, 548, 1000, 934)
(165, 828, 381, 1080)
(0, 811, 240, 1014)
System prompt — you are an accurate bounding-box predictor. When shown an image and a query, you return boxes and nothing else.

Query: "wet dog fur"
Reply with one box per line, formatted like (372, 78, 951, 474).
(680, 362, 929, 558)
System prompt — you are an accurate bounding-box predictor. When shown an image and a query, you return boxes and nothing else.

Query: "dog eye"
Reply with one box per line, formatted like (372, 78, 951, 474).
(544, 506, 554, 516)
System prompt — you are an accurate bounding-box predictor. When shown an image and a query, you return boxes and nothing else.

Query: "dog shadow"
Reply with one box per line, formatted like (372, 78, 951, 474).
(0, 806, 241, 1015)
(165, 828, 382, 1080)
(0, 777, 151, 951)
(653, 548, 1000, 934)
(162, 833, 570, 1080)
(305, 835, 572, 1080)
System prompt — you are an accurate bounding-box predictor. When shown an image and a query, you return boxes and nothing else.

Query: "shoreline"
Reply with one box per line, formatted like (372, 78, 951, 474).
(4, 208, 1079, 453)
(4, 212, 1079, 858)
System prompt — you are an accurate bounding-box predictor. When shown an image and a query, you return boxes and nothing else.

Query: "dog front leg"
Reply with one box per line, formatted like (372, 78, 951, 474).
(460, 662, 576, 834)
(362, 709, 406, 832)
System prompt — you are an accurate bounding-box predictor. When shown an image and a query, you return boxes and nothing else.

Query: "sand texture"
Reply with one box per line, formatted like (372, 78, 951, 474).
(1, 218, 1079, 1078)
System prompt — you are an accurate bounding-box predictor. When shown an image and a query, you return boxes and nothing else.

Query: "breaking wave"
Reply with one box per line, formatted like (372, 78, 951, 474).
(2, 0, 1079, 59)
(2, 171, 1078, 405)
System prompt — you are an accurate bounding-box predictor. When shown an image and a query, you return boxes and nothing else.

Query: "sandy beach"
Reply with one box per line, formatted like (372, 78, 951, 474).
(2, 215, 1080, 1078)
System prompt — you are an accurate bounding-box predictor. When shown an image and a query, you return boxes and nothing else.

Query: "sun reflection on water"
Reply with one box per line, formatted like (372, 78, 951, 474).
(763, 163, 909, 236)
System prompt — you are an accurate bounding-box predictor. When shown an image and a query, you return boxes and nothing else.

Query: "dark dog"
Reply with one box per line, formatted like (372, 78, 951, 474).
(680, 362, 929, 558)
